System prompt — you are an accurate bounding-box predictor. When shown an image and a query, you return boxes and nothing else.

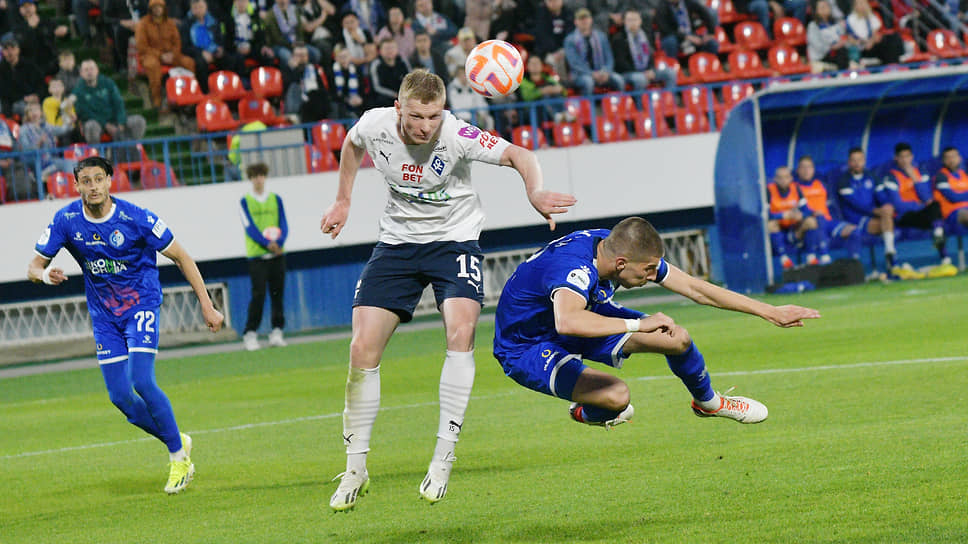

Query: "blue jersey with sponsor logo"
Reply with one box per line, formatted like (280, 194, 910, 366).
(493, 229, 669, 359)
(34, 198, 175, 322)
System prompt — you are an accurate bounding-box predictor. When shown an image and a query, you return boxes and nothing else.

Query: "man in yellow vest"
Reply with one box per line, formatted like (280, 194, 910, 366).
(239, 162, 288, 350)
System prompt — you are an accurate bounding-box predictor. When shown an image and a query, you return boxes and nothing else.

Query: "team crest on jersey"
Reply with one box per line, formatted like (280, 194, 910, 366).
(566, 268, 591, 290)
(110, 229, 125, 247)
(458, 126, 481, 139)
(430, 155, 445, 176)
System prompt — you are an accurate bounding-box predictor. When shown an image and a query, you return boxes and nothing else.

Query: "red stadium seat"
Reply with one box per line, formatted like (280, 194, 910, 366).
(926, 29, 966, 59)
(688, 52, 731, 83)
(239, 97, 286, 126)
(305, 144, 339, 172)
(643, 89, 679, 119)
(601, 93, 638, 121)
(511, 125, 548, 149)
(714, 26, 739, 53)
(654, 55, 696, 86)
(166, 75, 206, 107)
(734, 22, 772, 51)
(140, 160, 180, 189)
(594, 117, 629, 143)
(773, 17, 806, 47)
(675, 110, 711, 135)
(564, 97, 593, 126)
(46, 171, 78, 198)
(900, 33, 931, 63)
(207, 70, 247, 102)
(708, 0, 751, 24)
(632, 112, 672, 138)
(250, 66, 284, 99)
(196, 99, 240, 132)
(728, 50, 772, 79)
(681, 85, 720, 114)
(312, 120, 348, 151)
(720, 81, 755, 111)
(768, 45, 811, 75)
(552, 121, 587, 147)
(64, 143, 99, 161)
(112, 169, 132, 192)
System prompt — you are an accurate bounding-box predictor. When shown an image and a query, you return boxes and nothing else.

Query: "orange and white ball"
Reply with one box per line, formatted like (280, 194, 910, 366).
(464, 40, 525, 98)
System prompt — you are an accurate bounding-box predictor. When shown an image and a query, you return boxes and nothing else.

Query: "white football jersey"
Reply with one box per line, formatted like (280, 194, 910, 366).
(347, 107, 511, 244)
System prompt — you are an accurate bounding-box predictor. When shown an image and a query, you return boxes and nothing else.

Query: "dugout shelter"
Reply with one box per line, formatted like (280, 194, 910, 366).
(714, 65, 968, 293)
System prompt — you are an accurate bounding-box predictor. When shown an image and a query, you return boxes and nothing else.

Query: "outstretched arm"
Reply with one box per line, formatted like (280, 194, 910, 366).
(500, 143, 576, 231)
(27, 254, 67, 285)
(659, 264, 821, 327)
(321, 137, 366, 238)
(161, 240, 224, 332)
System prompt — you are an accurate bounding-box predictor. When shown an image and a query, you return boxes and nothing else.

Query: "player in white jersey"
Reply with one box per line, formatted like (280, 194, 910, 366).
(322, 69, 577, 511)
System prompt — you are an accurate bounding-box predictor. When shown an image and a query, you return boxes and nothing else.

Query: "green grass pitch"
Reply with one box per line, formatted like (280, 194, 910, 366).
(2, 275, 967, 543)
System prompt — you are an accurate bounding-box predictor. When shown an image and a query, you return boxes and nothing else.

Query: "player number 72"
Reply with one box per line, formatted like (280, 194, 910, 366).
(134, 310, 156, 333)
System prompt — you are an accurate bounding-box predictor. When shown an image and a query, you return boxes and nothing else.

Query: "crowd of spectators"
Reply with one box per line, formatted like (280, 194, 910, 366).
(4, 0, 968, 202)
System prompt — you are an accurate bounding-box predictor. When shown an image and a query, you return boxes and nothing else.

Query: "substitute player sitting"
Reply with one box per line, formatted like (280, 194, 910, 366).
(321, 69, 576, 511)
(795, 155, 862, 261)
(27, 156, 224, 494)
(932, 146, 968, 243)
(767, 166, 826, 269)
(493, 217, 820, 430)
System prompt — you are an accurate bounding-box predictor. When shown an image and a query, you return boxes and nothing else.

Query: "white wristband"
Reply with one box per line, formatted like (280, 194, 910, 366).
(42, 267, 55, 285)
(625, 318, 640, 333)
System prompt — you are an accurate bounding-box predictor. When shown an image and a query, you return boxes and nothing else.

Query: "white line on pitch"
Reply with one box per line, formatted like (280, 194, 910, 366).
(5, 356, 966, 459)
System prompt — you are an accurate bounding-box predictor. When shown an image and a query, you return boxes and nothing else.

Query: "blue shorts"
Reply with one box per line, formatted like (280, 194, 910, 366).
(354, 241, 485, 323)
(816, 215, 851, 238)
(92, 305, 161, 364)
(495, 332, 633, 400)
(944, 209, 968, 233)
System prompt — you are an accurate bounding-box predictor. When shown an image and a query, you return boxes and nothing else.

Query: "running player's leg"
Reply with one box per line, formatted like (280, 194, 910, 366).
(96, 319, 163, 439)
(623, 325, 768, 423)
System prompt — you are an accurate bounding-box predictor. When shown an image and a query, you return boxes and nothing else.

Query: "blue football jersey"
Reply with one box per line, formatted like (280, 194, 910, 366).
(34, 198, 175, 321)
(493, 229, 669, 358)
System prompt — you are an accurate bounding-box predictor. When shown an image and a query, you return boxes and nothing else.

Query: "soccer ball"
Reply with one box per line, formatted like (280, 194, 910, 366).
(464, 40, 524, 98)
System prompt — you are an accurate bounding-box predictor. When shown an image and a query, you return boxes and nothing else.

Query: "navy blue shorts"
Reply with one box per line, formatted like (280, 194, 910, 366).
(496, 332, 634, 400)
(354, 240, 485, 322)
(92, 305, 161, 365)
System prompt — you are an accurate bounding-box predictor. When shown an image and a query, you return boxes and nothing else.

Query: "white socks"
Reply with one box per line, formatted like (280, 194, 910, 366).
(696, 393, 722, 411)
(342, 365, 381, 473)
(170, 448, 188, 462)
(883, 230, 896, 255)
(436, 350, 475, 445)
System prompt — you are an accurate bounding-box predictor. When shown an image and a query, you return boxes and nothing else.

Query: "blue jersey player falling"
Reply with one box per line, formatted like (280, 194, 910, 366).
(28, 156, 224, 494)
(494, 217, 821, 428)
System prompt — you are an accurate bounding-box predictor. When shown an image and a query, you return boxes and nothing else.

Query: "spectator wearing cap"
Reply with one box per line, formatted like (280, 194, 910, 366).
(563, 8, 624, 96)
(0, 34, 45, 118)
(411, 0, 457, 55)
(73, 59, 147, 144)
(13, 0, 68, 77)
(136, 0, 196, 110)
(655, 0, 719, 58)
(444, 27, 477, 80)
(611, 9, 677, 91)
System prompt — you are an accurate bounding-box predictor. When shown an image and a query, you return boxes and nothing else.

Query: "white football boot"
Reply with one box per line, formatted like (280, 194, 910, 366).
(419, 451, 457, 504)
(243, 331, 260, 351)
(691, 391, 768, 423)
(268, 328, 287, 347)
(330, 469, 369, 512)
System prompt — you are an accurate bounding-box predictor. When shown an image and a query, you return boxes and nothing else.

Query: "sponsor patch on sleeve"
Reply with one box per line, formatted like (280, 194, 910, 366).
(151, 218, 168, 238)
(37, 226, 51, 246)
(566, 268, 590, 291)
(458, 126, 481, 139)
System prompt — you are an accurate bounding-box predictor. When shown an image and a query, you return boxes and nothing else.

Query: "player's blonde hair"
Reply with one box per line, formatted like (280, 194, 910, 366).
(603, 217, 664, 261)
(398, 69, 446, 104)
